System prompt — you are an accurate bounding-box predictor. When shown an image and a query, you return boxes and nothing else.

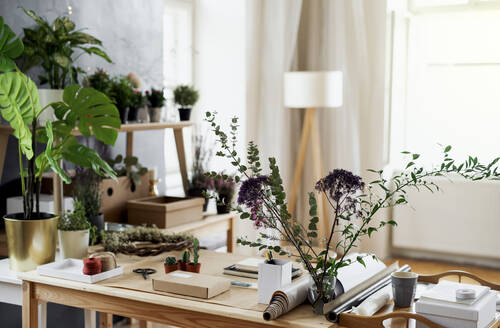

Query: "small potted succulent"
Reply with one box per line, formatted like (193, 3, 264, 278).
(187, 239, 201, 273)
(211, 175, 236, 214)
(178, 249, 190, 271)
(147, 88, 166, 122)
(173, 85, 199, 121)
(109, 76, 134, 123)
(58, 200, 94, 259)
(164, 256, 179, 273)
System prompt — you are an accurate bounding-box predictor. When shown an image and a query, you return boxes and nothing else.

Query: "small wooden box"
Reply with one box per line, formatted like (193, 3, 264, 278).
(100, 174, 150, 222)
(127, 196, 204, 228)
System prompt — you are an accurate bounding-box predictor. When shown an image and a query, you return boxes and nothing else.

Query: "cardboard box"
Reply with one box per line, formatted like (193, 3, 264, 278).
(127, 196, 204, 228)
(152, 271, 230, 299)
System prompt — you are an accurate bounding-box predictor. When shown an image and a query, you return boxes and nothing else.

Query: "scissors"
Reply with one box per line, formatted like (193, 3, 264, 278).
(133, 268, 157, 280)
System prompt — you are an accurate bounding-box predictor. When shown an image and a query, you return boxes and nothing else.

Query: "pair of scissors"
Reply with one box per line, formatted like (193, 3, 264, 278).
(133, 268, 157, 280)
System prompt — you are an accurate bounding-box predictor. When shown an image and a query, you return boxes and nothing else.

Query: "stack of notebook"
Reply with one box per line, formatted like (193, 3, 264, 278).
(415, 281, 497, 328)
(223, 258, 302, 279)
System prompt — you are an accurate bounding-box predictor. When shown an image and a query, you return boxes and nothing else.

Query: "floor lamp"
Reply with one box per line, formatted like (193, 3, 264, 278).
(283, 71, 343, 241)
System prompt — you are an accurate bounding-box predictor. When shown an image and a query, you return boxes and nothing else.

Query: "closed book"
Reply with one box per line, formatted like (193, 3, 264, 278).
(420, 281, 490, 306)
(415, 291, 497, 328)
(234, 258, 264, 272)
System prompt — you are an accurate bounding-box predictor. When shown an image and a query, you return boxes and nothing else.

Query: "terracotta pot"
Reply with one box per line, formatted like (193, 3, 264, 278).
(178, 260, 188, 271)
(187, 262, 201, 273)
(164, 263, 179, 273)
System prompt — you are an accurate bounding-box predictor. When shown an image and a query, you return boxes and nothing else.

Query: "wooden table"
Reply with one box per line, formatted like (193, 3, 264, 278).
(18, 250, 500, 328)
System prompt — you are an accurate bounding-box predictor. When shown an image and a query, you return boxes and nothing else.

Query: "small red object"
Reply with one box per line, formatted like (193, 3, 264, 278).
(83, 257, 102, 275)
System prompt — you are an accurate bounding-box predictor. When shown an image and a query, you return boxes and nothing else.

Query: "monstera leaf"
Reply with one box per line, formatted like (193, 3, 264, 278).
(43, 121, 70, 183)
(0, 71, 40, 159)
(0, 16, 24, 71)
(54, 85, 120, 145)
(62, 143, 117, 180)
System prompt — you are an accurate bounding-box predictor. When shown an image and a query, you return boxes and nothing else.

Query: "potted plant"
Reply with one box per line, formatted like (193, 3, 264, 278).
(178, 249, 190, 271)
(130, 90, 148, 123)
(73, 168, 103, 243)
(187, 239, 201, 273)
(57, 200, 93, 259)
(146, 88, 166, 122)
(85, 68, 112, 95)
(187, 135, 213, 211)
(173, 85, 199, 121)
(109, 76, 134, 123)
(164, 256, 178, 273)
(20, 8, 111, 124)
(0, 17, 120, 271)
(211, 175, 235, 214)
(107, 155, 149, 186)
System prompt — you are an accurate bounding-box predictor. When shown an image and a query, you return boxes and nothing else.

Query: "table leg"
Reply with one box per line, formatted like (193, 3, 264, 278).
(173, 128, 188, 195)
(227, 216, 234, 253)
(85, 309, 96, 328)
(99, 313, 112, 328)
(126, 131, 134, 158)
(38, 302, 47, 328)
(138, 320, 152, 328)
(22, 281, 38, 328)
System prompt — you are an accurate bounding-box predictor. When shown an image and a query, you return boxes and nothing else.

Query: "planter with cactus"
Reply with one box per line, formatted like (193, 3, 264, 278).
(187, 239, 201, 273)
(164, 256, 179, 273)
(178, 249, 190, 271)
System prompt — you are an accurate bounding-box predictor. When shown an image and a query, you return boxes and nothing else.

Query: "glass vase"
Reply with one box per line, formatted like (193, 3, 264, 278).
(307, 276, 337, 315)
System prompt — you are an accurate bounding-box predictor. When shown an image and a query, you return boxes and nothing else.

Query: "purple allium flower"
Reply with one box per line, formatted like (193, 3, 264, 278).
(237, 175, 269, 208)
(316, 169, 364, 216)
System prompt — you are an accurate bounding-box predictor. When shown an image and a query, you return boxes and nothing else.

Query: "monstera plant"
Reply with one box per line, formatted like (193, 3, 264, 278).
(0, 16, 120, 271)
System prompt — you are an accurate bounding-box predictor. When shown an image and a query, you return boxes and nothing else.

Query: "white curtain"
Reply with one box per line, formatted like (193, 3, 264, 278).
(245, 0, 389, 255)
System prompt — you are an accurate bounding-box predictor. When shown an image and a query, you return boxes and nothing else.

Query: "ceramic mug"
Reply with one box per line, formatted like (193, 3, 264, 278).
(391, 271, 418, 308)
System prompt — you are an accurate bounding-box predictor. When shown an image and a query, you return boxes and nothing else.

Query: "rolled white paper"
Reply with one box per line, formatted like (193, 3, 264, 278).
(351, 285, 391, 316)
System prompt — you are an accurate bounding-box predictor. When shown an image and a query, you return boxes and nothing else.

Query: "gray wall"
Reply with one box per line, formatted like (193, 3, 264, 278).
(0, 0, 169, 198)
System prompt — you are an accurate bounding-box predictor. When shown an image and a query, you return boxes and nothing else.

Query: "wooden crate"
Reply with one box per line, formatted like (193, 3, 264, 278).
(100, 174, 150, 222)
(127, 196, 205, 228)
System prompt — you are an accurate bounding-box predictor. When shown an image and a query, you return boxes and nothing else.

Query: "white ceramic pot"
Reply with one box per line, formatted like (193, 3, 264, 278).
(136, 106, 150, 123)
(58, 229, 89, 259)
(149, 107, 163, 122)
(38, 89, 63, 126)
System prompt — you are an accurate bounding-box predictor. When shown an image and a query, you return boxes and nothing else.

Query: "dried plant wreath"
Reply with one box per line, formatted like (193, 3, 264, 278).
(102, 226, 193, 256)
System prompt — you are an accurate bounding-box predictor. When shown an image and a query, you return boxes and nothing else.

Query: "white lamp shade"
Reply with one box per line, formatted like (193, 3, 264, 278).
(283, 71, 343, 108)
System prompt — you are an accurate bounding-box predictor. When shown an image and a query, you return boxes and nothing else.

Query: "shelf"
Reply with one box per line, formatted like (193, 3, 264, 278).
(0, 121, 193, 135)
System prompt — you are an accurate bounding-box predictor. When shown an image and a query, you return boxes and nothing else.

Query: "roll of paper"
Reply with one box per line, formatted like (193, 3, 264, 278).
(263, 276, 313, 320)
(351, 285, 391, 316)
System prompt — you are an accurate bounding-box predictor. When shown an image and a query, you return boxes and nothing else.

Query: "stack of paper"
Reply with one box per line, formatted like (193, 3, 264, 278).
(223, 258, 302, 279)
(416, 281, 496, 328)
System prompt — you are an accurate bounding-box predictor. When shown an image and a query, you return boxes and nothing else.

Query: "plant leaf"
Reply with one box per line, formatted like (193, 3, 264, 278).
(44, 121, 71, 183)
(58, 85, 120, 145)
(0, 17, 24, 71)
(0, 71, 40, 159)
(62, 143, 117, 180)
(77, 46, 112, 63)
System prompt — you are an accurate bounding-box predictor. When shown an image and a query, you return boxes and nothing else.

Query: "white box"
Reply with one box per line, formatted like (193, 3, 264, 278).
(7, 194, 74, 214)
(416, 291, 497, 328)
(257, 259, 292, 304)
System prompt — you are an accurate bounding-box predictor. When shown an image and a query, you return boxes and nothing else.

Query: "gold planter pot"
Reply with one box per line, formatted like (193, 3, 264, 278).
(4, 213, 58, 272)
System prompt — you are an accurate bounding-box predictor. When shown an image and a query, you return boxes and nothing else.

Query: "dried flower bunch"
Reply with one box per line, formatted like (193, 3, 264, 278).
(204, 111, 500, 311)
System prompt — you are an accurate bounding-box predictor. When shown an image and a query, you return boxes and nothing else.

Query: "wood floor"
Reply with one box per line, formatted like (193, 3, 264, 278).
(121, 257, 500, 328)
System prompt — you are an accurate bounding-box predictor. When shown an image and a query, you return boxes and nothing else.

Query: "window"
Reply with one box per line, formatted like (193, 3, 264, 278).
(163, 0, 194, 195)
(388, 0, 500, 166)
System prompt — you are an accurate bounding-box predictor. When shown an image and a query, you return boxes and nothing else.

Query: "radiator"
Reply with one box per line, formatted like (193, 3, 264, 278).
(391, 176, 500, 264)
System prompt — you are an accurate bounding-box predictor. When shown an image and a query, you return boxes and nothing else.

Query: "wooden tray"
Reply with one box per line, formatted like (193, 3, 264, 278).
(336, 270, 500, 328)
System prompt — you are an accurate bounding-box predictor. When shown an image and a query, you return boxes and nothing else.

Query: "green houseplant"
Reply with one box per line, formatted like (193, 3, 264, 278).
(210, 175, 236, 214)
(107, 154, 148, 186)
(57, 200, 93, 259)
(73, 168, 103, 243)
(146, 88, 165, 122)
(173, 85, 199, 121)
(109, 76, 134, 123)
(0, 17, 120, 271)
(129, 90, 147, 123)
(85, 68, 112, 95)
(21, 8, 111, 89)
